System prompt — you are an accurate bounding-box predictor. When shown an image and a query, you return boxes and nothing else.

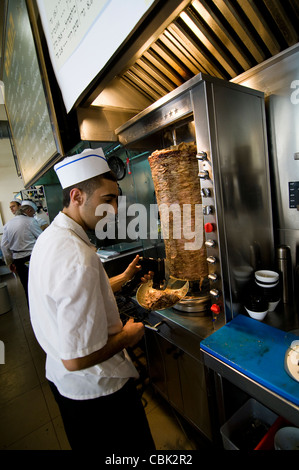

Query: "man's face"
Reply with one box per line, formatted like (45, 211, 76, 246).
(10, 202, 20, 214)
(80, 179, 119, 231)
(24, 207, 35, 217)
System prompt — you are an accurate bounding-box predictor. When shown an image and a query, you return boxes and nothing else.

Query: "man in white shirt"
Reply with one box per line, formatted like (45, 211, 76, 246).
(21, 200, 49, 231)
(1, 206, 42, 300)
(28, 148, 155, 451)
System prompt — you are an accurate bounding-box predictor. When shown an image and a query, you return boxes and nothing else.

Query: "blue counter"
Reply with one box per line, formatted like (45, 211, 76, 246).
(200, 314, 299, 406)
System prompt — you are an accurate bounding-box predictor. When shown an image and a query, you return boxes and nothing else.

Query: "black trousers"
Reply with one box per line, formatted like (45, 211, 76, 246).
(13, 256, 30, 302)
(49, 379, 156, 452)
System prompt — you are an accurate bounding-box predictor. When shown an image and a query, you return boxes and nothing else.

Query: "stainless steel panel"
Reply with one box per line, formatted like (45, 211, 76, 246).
(145, 327, 212, 439)
(192, 78, 273, 322)
(233, 44, 299, 268)
(117, 90, 193, 146)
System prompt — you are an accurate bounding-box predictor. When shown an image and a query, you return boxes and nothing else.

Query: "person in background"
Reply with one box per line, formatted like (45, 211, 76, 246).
(21, 200, 49, 231)
(9, 198, 21, 215)
(1, 204, 42, 301)
(35, 205, 49, 231)
(28, 148, 156, 452)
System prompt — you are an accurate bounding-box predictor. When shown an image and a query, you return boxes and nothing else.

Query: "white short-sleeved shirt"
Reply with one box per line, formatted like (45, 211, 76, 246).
(28, 212, 138, 400)
(1, 215, 42, 265)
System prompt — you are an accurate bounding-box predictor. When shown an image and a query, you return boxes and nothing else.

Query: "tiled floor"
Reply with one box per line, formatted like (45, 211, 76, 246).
(0, 269, 208, 451)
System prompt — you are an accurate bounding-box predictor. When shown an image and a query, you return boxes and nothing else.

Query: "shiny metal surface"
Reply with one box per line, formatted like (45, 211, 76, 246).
(192, 78, 274, 323)
(173, 293, 210, 315)
(78, 0, 299, 118)
(119, 0, 299, 103)
(232, 44, 299, 272)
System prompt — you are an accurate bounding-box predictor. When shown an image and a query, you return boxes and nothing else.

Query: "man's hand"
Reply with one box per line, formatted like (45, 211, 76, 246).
(122, 318, 144, 348)
(124, 255, 153, 284)
(123, 255, 141, 281)
(109, 254, 153, 292)
(62, 318, 145, 371)
(9, 263, 17, 273)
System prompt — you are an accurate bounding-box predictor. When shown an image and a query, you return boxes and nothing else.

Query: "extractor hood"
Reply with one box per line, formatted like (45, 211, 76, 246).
(77, 0, 299, 141)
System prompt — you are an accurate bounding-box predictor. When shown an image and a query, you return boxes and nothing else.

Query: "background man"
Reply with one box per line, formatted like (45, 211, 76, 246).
(21, 200, 49, 231)
(1, 203, 42, 301)
(9, 197, 21, 215)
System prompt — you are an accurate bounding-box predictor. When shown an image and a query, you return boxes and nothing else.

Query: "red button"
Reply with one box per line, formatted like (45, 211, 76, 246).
(204, 222, 214, 233)
(210, 304, 221, 315)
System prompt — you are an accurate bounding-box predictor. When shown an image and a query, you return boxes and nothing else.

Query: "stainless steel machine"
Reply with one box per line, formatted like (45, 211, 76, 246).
(233, 44, 299, 306)
(116, 73, 274, 328)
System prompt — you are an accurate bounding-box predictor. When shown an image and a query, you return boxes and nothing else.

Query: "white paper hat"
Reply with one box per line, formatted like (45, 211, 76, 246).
(10, 197, 21, 204)
(54, 148, 110, 189)
(21, 200, 37, 211)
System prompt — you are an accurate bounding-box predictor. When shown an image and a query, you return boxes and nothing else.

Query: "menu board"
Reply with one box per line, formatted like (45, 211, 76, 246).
(37, 0, 155, 112)
(2, 0, 61, 187)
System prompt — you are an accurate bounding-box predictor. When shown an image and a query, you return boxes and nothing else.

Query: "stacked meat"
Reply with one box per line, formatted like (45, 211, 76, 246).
(148, 143, 208, 285)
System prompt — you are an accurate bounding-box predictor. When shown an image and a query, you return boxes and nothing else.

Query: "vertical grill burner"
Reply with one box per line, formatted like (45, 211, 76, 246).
(173, 279, 211, 315)
(116, 74, 274, 324)
(148, 142, 211, 315)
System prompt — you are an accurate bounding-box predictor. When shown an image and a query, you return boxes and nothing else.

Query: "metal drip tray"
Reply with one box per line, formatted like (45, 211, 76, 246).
(173, 293, 211, 316)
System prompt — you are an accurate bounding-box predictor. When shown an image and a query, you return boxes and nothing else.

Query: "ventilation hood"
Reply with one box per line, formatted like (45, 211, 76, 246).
(77, 0, 299, 141)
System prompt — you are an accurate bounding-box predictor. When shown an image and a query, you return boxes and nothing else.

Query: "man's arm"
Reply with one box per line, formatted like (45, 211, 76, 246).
(1, 228, 13, 266)
(30, 218, 43, 238)
(61, 318, 144, 371)
(109, 254, 152, 292)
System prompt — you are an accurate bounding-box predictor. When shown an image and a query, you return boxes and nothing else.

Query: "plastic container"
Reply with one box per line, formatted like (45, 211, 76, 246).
(255, 416, 290, 450)
(220, 399, 278, 450)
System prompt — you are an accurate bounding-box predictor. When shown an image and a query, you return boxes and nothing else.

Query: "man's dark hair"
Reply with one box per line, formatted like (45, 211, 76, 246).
(62, 171, 117, 208)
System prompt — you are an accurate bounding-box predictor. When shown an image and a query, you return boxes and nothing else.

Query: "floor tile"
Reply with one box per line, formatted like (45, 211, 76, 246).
(7, 421, 61, 450)
(52, 415, 71, 450)
(0, 360, 40, 406)
(0, 386, 52, 449)
(144, 391, 198, 450)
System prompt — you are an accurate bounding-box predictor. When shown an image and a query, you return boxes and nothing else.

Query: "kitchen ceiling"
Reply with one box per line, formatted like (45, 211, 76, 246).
(115, 0, 299, 104)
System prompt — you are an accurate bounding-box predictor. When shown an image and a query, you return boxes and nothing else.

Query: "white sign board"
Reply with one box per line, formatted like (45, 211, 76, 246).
(37, 0, 155, 112)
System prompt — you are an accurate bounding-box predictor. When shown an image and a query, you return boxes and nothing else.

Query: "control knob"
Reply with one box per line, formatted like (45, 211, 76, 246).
(196, 151, 207, 161)
(201, 188, 211, 198)
(198, 170, 209, 180)
(211, 304, 221, 315)
(204, 222, 214, 233)
(208, 273, 218, 281)
(210, 289, 221, 299)
(203, 205, 213, 215)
